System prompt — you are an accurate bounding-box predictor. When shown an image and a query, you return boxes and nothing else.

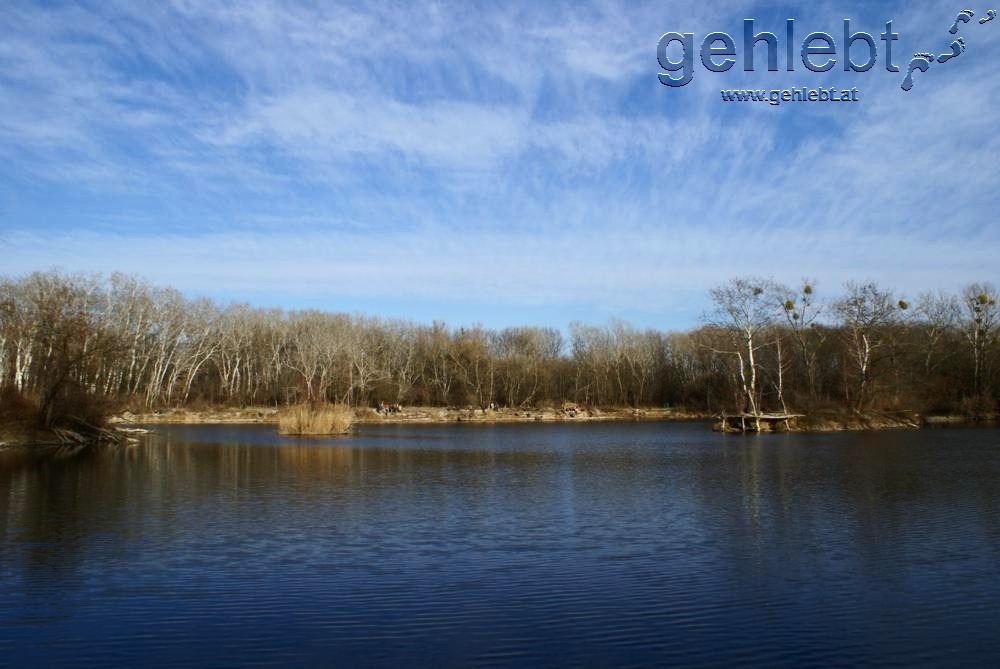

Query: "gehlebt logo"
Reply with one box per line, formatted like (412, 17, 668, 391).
(657, 9, 996, 102)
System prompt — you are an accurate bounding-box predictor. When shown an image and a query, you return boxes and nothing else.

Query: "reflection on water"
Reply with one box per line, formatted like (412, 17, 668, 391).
(2, 423, 1000, 667)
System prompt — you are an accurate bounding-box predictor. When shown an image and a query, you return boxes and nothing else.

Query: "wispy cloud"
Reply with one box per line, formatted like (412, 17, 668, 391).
(1, 0, 997, 328)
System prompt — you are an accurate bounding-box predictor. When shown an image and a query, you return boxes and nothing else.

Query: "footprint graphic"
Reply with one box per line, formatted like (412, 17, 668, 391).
(938, 37, 967, 63)
(980, 9, 997, 24)
(902, 53, 935, 91)
(950, 9, 975, 34)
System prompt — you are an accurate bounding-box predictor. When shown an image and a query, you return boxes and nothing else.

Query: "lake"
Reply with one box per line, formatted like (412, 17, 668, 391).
(2, 422, 999, 667)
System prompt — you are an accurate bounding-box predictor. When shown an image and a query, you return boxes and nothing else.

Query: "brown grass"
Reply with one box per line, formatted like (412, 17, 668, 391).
(277, 403, 354, 435)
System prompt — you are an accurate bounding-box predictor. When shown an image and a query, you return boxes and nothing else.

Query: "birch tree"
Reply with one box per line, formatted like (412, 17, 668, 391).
(708, 277, 778, 429)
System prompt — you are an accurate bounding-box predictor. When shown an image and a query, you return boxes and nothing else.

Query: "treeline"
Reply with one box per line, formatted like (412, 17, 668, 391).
(0, 271, 997, 426)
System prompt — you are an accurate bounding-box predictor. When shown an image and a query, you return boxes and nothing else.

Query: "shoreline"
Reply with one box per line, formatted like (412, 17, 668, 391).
(104, 407, 994, 433)
(4, 409, 992, 449)
(111, 406, 712, 426)
(0, 425, 138, 452)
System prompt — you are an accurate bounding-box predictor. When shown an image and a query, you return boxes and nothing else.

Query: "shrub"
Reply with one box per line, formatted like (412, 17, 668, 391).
(44, 381, 113, 429)
(1, 383, 111, 431)
(0, 386, 38, 428)
(958, 393, 998, 420)
(278, 403, 354, 435)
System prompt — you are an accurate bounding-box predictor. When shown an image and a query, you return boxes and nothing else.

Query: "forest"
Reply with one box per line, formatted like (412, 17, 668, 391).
(1, 271, 997, 428)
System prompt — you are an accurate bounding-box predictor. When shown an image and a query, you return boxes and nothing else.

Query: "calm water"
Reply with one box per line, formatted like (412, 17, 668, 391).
(2, 422, 1000, 668)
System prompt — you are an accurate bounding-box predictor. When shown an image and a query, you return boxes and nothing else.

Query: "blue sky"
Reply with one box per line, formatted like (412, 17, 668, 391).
(1, 0, 998, 330)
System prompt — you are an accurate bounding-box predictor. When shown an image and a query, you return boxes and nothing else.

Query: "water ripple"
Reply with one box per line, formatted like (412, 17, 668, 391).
(1, 423, 1000, 667)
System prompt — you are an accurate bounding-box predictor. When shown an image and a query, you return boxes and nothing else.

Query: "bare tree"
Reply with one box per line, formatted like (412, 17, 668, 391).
(833, 282, 905, 412)
(915, 291, 961, 376)
(708, 277, 778, 430)
(777, 279, 827, 402)
(383, 321, 420, 404)
(961, 284, 999, 400)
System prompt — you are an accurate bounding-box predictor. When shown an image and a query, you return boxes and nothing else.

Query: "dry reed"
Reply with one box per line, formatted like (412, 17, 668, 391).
(277, 403, 354, 435)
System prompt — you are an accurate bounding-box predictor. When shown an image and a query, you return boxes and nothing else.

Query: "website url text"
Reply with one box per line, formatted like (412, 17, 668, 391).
(721, 87, 860, 105)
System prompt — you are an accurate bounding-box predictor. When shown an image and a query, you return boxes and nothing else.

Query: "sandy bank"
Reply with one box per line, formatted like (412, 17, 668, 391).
(107, 407, 990, 433)
(111, 406, 710, 426)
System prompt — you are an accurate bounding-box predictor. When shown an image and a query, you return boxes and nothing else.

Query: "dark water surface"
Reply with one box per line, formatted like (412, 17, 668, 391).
(2, 422, 1000, 667)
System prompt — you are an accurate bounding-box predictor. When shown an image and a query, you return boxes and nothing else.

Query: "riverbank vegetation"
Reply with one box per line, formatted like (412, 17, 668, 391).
(0, 271, 997, 431)
(277, 403, 354, 435)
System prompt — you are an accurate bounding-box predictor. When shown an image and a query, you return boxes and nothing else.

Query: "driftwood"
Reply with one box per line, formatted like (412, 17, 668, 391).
(63, 417, 133, 445)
